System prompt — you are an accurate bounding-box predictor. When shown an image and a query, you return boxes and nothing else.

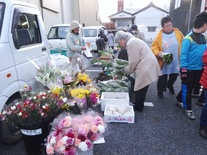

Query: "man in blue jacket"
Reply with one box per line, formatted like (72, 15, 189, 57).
(176, 12, 207, 120)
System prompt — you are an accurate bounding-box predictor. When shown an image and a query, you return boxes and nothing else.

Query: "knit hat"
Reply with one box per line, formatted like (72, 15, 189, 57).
(114, 31, 129, 43)
(69, 20, 80, 32)
(131, 24, 138, 31)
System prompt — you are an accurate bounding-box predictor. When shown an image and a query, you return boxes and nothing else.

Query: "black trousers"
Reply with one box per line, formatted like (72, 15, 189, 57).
(134, 85, 149, 112)
(157, 73, 178, 92)
(129, 77, 135, 102)
(176, 70, 203, 110)
(192, 69, 203, 95)
(198, 88, 205, 102)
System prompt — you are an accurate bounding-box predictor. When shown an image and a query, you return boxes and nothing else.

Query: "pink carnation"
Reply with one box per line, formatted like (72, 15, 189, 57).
(46, 144, 54, 155)
(91, 125, 99, 133)
(63, 116, 72, 127)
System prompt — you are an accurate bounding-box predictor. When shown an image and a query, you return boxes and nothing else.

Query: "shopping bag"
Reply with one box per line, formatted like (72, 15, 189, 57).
(83, 45, 93, 58)
(71, 53, 91, 72)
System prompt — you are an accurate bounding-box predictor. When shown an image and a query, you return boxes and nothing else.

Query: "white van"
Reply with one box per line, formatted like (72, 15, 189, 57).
(0, 0, 48, 144)
(82, 26, 105, 52)
(47, 24, 83, 56)
(47, 24, 70, 56)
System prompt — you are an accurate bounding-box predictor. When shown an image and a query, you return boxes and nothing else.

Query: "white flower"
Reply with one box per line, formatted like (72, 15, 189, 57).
(15, 102, 20, 105)
(62, 97, 67, 103)
(42, 96, 46, 99)
(18, 112, 22, 116)
(78, 142, 88, 151)
(61, 136, 68, 144)
(2, 111, 7, 115)
(42, 105, 46, 109)
(98, 125, 105, 133)
(33, 96, 37, 100)
(59, 146, 65, 152)
(41, 113, 44, 116)
(11, 106, 16, 110)
(50, 136, 56, 144)
(39, 92, 46, 96)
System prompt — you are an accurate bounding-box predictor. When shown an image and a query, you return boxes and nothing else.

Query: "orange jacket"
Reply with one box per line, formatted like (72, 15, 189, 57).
(151, 28, 184, 69)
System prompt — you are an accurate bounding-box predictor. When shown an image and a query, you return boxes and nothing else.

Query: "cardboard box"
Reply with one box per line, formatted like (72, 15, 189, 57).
(104, 105, 134, 123)
(100, 92, 129, 111)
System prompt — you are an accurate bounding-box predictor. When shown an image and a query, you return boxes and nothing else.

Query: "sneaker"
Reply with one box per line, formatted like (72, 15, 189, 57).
(157, 91, 163, 98)
(196, 101, 205, 106)
(199, 125, 207, 139)
(175, 101, 183, 108)
(167, 86, 175, 94)
(185, 110, 196, 120)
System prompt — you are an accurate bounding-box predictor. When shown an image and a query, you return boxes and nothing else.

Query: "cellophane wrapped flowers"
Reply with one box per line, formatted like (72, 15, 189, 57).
(68, 85, 100, 109)
(46, 111, 106, 155)
(0, 85, 67, 129)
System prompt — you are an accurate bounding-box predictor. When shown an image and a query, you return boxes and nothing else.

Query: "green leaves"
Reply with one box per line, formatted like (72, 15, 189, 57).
(163, 53, 173, 65)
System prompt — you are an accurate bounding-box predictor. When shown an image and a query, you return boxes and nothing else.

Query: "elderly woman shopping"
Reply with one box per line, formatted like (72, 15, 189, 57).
(66, 20, 86, 62)
(114, 31, 161, 112)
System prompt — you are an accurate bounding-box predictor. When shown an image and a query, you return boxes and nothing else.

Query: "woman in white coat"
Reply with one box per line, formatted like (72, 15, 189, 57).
(115, 31, 162, 112)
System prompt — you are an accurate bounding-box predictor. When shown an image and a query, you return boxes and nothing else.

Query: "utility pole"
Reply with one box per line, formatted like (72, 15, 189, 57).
(187, 0, 193, 31)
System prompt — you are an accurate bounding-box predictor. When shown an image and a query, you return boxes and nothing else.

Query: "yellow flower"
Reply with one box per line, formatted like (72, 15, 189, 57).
(78, 94, 85, 99)
(51, 87, 63, 95)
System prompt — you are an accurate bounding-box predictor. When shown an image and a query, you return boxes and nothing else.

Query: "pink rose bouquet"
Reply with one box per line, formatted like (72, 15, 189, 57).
(46, 111, 106, 155)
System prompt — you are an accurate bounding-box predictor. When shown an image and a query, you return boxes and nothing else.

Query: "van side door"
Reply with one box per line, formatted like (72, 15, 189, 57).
(9, 5, 48, 85)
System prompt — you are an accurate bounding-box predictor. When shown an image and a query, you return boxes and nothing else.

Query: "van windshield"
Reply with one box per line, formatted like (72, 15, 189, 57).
(48, 26, 69, 39)
(0, 3, 5, 37)
(82, 29, 98, 37)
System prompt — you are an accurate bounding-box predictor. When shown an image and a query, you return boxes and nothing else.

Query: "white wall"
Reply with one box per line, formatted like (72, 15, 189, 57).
(134, 7, 168, 41)
(19, 0, 100, 33)
(62, 0, 73, 23)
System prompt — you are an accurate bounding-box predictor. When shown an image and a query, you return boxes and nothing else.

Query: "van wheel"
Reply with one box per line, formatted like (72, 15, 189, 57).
(0, 94, 22, 144)
(0, 121, 22, 144)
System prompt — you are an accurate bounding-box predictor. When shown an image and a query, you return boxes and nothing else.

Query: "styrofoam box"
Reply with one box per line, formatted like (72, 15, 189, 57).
(104, 105, 135, 123)
(100, 92, 129, 111)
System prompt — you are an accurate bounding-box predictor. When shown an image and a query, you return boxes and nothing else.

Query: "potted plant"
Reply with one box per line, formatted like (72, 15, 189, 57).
(0, 85, 67, 155)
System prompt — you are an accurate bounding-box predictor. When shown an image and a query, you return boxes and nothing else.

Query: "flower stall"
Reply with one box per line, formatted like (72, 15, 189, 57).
(0, 54, 135, 154)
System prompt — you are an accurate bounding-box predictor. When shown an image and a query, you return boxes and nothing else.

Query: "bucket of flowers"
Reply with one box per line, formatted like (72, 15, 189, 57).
(46, 111, 106, 155)
(67, 85, 100, 113)
(0, 85, 67, 155)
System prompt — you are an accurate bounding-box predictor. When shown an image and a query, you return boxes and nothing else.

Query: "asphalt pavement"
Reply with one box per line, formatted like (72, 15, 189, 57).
(1, 71, 207, 155)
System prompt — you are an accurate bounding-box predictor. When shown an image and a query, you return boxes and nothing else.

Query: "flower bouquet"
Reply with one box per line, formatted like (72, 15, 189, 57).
(76, 73, 92, 86)
(46, 111, 106, 155)
(0, 85, 67, 129)
(0, 85, 68, 155)
(67, 85, 100, 112)
(35, 60, 63, 89)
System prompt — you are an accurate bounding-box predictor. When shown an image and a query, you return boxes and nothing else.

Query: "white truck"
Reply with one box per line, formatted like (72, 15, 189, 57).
(0, 0, 49, 144)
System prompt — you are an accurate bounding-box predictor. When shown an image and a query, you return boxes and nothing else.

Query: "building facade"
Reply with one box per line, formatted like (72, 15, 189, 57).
(108, 2, 169, 41)
(169, 0, 207, 35)
(19, 0, 101, 33)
